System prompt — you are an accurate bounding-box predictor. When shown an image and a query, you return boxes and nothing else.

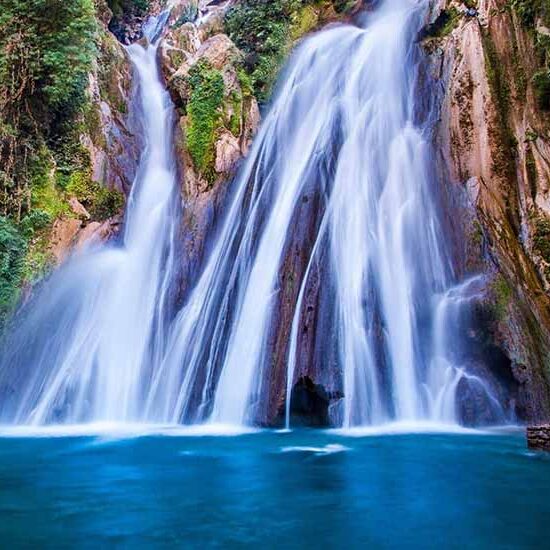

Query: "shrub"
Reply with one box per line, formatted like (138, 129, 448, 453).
(0, 0, 98, 220)
(0, 216, 27, 322)
(224, 0, 293, 102)
(66, 171, 124, 220)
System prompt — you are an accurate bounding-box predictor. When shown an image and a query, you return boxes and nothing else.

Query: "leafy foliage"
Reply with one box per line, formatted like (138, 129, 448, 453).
(533, 69, 550, 109)
(185, 60, 225, 181)
(66, 171, 124, 220)
(0, 0, 98, 220)
(224, 0, 295, 103)
(512, 0, 550, 27)
(0, 217, 27, 323)
(224, 1, 357, 103)
(107, 0, 150, 18)
(511, 0, 550, 110)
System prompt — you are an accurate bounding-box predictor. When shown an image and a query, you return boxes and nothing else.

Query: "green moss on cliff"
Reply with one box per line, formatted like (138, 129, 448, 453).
(533, 69, 550, 109)
(512, 0, 550, 27)
(424, 7, 460, 39)
(66, 171, 124, 220)
(185, 60, 225, 182)
(107, 0, 149, 18)
(533, 215, 550, 263)
(481, 31, 522, 232)
(491, 274, 513, 320)
(0, 217, 27, 323)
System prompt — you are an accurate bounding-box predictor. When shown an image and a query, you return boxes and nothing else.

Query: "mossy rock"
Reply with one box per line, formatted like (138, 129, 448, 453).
(185, 60, 225, 182)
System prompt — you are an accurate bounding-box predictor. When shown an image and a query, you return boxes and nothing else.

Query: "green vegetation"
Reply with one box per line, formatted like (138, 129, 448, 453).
(533, 215, 550, 263)
(533, 69, 550, 109)
(511, 0, 550, 27)
(66, 171, 124, 220)
(0, 1, 125, 324)
(511, 0, 550, 110)
(185, 60, 225, 182)
(0, 217, 27, 323)
(423, 7, 461, 39)
(491, 274, 513, 320)
(224, 0, 356, 103)
(107, 0, 150, 18)
(0, 0, 98, 219)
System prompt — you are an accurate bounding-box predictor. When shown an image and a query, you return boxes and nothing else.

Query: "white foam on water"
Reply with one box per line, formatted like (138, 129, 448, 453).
(0, 422, 260, 439)
(280, 444, 350, 455)
(331, 421, 493, 437)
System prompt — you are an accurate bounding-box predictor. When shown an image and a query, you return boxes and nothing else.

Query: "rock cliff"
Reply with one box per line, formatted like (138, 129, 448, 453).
(427, 0, 550, 422)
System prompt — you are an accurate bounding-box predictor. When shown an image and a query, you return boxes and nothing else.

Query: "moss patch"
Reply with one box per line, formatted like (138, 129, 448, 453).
(66, 170, 124, 220)
(185, 60, 225, 182)
(533, 69, 550, 110)
(491, 274, 513, 320)
(423, 7, 460, 40)
(533, 214, 550, 263)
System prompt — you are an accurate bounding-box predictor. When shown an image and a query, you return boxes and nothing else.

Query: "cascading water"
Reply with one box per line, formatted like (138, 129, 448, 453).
(0, 0, 506, 428)
(0, 15, 180, 424)
(153, 0, 504, 428)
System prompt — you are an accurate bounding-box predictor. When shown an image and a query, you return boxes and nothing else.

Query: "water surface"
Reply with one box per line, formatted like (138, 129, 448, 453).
(0, 429, 548, 547)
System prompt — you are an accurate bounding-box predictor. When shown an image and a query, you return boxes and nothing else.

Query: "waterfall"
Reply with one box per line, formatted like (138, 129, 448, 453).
(0, 17, 181, 424)
(157, 0, 493, 428)
(0, 1, 506, 428)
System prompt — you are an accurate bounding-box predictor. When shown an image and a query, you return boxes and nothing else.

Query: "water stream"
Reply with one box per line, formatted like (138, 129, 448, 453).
(0, 0, 505, 428)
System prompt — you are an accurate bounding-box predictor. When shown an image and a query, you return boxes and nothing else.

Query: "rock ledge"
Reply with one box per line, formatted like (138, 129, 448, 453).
(527, 425, 550, 451)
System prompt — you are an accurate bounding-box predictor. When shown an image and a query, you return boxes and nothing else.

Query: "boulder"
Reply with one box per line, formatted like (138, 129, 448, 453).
(215, 130, 241, 174)
(527, 425, 550, 451)
(49, 219, 83, 263)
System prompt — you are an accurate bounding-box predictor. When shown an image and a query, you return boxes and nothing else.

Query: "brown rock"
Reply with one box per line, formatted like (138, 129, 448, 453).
(68, 197, 91, 220)
(215, 130, 241, 174)
(195, 34, 240, 70)
(430, 0, 550, 422)
(75, 217, 122, 250)
(49, 219, 83, 263)
(527, 425, 550, 451)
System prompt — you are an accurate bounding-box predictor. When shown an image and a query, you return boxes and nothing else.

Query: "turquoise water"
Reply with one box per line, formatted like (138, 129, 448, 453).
(0, 428, 548, 548)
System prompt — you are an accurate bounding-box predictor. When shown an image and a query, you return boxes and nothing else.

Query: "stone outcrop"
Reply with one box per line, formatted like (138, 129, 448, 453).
(89, 2, 141, 195)
(160, 7, 261, 294)
(53, 1, 141, 258)
(427, 0, 550, 422)
(527, 425, 550, 450)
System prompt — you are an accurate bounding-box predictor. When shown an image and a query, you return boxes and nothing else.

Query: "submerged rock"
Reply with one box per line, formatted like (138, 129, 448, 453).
(527, 425, 550, 451)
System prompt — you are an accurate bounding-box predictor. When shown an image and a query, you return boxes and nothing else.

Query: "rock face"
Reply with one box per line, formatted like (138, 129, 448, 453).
(160, 8, 261, 295)
(50, 0, 141, 259)
(527, 425, 550, 451)
(427, 0, 550, 422)
(89, 1, 142, 195)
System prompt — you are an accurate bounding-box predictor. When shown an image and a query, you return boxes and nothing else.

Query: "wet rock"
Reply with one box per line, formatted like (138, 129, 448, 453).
(68, 198, 91, 220)
(285, 377, 332, 427)
(75, 216, 123, 250)
(527, 425, 550, 451)
(195, 33, 239, 70)
(83, 31, 141, 195)
(215, 130, 241, 174)
(49, 219, 83, 263)
(429, 0, 550, 423)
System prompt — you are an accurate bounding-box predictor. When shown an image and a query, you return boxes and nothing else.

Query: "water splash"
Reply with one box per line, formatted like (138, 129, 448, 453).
(0, 1, 507, 429)
(0, 22, 181, 424)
